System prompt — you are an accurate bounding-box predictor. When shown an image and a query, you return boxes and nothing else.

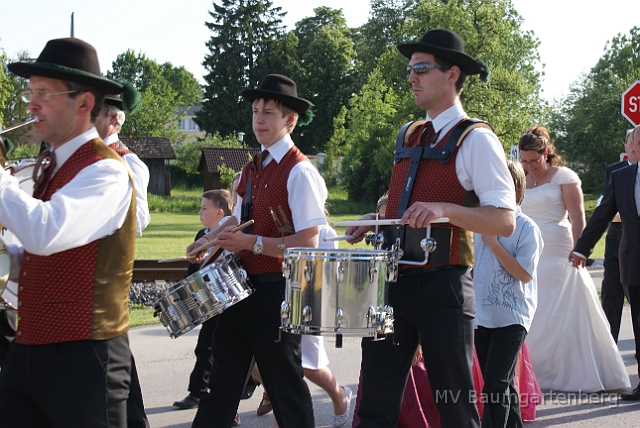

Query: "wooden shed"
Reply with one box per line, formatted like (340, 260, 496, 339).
(198, 148, 260, 191)
(121, 137, 175, 195)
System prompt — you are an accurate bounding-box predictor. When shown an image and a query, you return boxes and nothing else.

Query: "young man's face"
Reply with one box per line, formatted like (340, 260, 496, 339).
(199, 198, 224, 229)
(26, 75, 93, 148)
(252, 99, 293, 148)
(407, 52, 451, 111)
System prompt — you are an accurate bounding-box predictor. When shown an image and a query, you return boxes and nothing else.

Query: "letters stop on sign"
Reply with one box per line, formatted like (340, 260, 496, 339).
(622, 80, 640, 126)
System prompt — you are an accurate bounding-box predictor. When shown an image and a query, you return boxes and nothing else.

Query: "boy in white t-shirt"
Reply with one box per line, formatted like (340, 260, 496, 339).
(473, 161, 543, 428)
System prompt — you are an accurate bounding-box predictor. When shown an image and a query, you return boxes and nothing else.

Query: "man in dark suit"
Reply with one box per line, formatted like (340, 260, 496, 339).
(571, 125, 640, 400)
(593, 130, 636, 342)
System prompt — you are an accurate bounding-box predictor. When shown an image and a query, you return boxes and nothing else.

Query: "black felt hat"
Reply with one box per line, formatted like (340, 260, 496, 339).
(241, 74, 313, 114)
(8, 38, 123, 94)
(397, 29, 490, 82)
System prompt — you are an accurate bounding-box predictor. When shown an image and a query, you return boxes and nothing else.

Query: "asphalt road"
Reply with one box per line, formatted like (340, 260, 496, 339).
(131, 264, 640, 428)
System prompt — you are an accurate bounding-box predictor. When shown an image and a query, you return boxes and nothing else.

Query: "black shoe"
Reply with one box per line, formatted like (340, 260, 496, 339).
(620, 388, 640, 401)
(173, 393, 201, 409)
(241, 376, 260, 400)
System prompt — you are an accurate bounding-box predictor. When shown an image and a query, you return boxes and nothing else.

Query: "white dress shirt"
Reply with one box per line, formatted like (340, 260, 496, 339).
(0, 127, 133, 256)
(103, 133, 151, 236)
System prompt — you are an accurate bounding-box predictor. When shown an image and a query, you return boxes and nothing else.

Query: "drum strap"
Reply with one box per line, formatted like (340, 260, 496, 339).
(240, 160, 254, 235)
(394, 118, 491, 217)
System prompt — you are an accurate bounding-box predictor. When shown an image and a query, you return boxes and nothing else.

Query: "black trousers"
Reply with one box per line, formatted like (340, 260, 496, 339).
(474, 325, 527, 428)
(127, 355, 150, 428)
(357, 266, 480, 428)
(0, 334, 131, 428)
(188, 316, 218, 397)
(192, 276, 314, 428)
(625, 284, 640, 380)
(602, 222, 626, 342)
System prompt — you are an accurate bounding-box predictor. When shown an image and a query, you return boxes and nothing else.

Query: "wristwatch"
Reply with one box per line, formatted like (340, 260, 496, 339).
(252, 235, 264, 255)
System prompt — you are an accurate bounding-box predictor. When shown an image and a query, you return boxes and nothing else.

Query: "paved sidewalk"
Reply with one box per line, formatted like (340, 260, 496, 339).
(131, 266, 640, 427)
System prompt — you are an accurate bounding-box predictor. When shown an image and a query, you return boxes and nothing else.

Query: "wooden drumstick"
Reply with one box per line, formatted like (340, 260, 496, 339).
(158, 256, 188, 263)
(332, 217, 450, 227)
(186, 219, 254, 258)
(323, 235, 354, 242)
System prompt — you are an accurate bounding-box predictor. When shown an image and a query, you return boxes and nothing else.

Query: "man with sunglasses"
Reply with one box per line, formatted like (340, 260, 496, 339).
(346, 29, 516, 427)
(0, 38, 136, 427)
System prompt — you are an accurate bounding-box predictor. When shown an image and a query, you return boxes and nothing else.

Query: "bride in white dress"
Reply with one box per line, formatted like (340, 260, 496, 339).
(518, 125, 630, 392)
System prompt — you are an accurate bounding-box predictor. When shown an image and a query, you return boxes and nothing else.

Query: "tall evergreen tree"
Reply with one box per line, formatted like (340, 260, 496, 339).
(196, 0, 287, 145)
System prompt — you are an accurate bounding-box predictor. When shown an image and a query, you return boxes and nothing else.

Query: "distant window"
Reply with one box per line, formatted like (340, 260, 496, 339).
(179, 118, 200, 131)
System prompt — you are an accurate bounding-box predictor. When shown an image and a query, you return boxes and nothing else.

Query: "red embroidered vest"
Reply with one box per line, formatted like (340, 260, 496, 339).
(17, 139, 136, 344)
(386, 120, 478, 267)
(109, 140, 130, 157)
(237, 146, 307, 275)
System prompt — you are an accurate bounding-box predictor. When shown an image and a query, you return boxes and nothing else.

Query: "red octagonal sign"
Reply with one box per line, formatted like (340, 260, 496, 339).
(622, 80, 640, 126)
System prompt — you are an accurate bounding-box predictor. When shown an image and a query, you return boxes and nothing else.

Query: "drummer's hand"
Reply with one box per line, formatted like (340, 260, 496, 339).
(345, 213, 376, 244)
(186, 237, 208, 262)
(401, 202, 446, 229)
(216, 229, 254, 253)
(569, 251, 587, 268)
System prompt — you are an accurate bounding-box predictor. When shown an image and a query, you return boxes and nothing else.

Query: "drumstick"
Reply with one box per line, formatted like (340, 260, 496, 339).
(332, 217, 450, 227)
(186, 219, 254, 258)
(158, 256, 188, 263)
(324, 235, 354, 242)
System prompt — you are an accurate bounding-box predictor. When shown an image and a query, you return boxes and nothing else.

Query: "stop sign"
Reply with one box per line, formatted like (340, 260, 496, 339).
(622, 80, 640, 126)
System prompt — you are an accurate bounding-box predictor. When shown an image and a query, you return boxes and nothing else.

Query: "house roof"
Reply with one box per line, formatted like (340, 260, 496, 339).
(199, 147, 260, 173)
(120, 137, 176, 159)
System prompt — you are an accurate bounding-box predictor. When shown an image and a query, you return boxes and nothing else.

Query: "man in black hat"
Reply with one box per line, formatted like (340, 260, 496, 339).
(346, 29, 516, 427)
(187, 74, 327, 428)
(0, 38, 136, 427)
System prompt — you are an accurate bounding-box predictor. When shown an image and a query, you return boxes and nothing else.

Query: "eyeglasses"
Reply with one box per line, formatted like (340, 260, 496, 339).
(21, 90, 77, 103)
(407, 62, 444, 76)
(520, 155, 544, 166)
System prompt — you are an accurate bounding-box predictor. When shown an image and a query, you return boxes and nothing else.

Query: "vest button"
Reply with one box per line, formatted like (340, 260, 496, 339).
(18, 301, 22, 306)
(264, 184, 268, 188)
(16, 331, 21, 336)
(25, 256, 31, 262)
(22, 271, 27, 277)
(17, 316, 21, 321)
(253, 185, 257, 189)
(256, 174, 260, 179)
(251, 195, 255, 199)
(19, 286, 23, 291)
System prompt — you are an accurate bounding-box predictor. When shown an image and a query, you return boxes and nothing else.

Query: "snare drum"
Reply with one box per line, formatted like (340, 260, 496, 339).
(155, 255, 253, 338)
(280, 248, 395, 341)
(13, 161, 36, 196)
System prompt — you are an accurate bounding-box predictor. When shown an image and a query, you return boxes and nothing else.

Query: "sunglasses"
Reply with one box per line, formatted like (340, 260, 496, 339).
(407, 62, 444, 76)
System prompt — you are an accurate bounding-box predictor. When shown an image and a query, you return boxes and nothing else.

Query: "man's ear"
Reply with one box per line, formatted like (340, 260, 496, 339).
(110, 113, 119, 126)
(77, 91, 95, 117)
(286, 112, 296, 128)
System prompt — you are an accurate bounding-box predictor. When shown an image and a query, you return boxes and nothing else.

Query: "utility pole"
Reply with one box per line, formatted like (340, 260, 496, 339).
(70, 12, 74, 37)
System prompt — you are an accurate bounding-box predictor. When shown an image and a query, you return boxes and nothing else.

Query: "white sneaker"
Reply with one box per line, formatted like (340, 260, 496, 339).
(332, 386, 353, 428)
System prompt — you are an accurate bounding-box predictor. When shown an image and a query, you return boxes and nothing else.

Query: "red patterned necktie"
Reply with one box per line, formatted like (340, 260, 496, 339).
(420, 121, 436, 147)
(32, 150, 56, 199)
(258, 150, 270, 170)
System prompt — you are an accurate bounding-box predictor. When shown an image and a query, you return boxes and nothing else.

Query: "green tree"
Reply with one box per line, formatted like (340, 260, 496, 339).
(107, 50, 202, 140)
(0, 48, 32, 147)
(292, 7, 359, 154)
(196, 0, 287, 145)
(553, 27, 640, 193)
(334, 0, 546, 202)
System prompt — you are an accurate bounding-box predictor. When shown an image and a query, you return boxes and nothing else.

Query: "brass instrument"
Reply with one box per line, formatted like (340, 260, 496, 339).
(0, 116, 39, 136)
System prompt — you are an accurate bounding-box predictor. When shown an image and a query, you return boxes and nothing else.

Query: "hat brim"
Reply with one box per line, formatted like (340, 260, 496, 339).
(8, 62, 123, 93)
(397, 43, 481, 75)
(241, 89, 313, 113)
(104, 97, 123, 110)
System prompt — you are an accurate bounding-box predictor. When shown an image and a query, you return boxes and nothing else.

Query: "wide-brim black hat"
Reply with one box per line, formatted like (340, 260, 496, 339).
(241, 74, 313, 114)
(397, 29, 485, 77)
(8, 38, 123, 94)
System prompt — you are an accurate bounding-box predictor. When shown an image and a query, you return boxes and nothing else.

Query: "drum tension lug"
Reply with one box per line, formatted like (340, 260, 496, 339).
(335, 332, 343, 348)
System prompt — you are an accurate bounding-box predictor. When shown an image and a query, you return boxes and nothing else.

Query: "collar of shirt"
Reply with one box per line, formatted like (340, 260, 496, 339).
(261, 134, 294, 166)
(425, 102, 466, 145)
(51, 127, 100, 173)
(102, 133, 119, 145)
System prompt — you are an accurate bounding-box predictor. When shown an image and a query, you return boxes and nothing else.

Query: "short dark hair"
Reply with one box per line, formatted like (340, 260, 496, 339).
(63, 80, 105, 122)
(202, 189, 233, 216)
(434, 56, 466, 94)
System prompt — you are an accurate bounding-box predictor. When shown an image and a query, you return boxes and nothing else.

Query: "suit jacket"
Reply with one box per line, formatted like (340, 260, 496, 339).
(574, 163, 640, 286)
(602, 160, 629, 195)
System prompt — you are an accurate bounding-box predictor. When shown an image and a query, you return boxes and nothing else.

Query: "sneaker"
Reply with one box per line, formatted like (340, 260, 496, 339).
(332, 386, 353, 428)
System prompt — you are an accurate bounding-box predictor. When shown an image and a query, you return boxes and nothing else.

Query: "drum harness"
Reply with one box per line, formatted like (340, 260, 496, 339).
(375, 118, 492, 270)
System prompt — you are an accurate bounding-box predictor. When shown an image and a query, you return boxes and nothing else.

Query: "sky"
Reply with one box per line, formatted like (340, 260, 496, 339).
(0, 0, 637, 103)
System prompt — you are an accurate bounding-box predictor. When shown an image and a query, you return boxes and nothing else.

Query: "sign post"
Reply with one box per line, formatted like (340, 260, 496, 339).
(622, 80, 640, 126)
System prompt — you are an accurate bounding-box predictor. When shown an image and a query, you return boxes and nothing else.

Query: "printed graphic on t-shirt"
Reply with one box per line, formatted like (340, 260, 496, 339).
(483, 266, 518, 311)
